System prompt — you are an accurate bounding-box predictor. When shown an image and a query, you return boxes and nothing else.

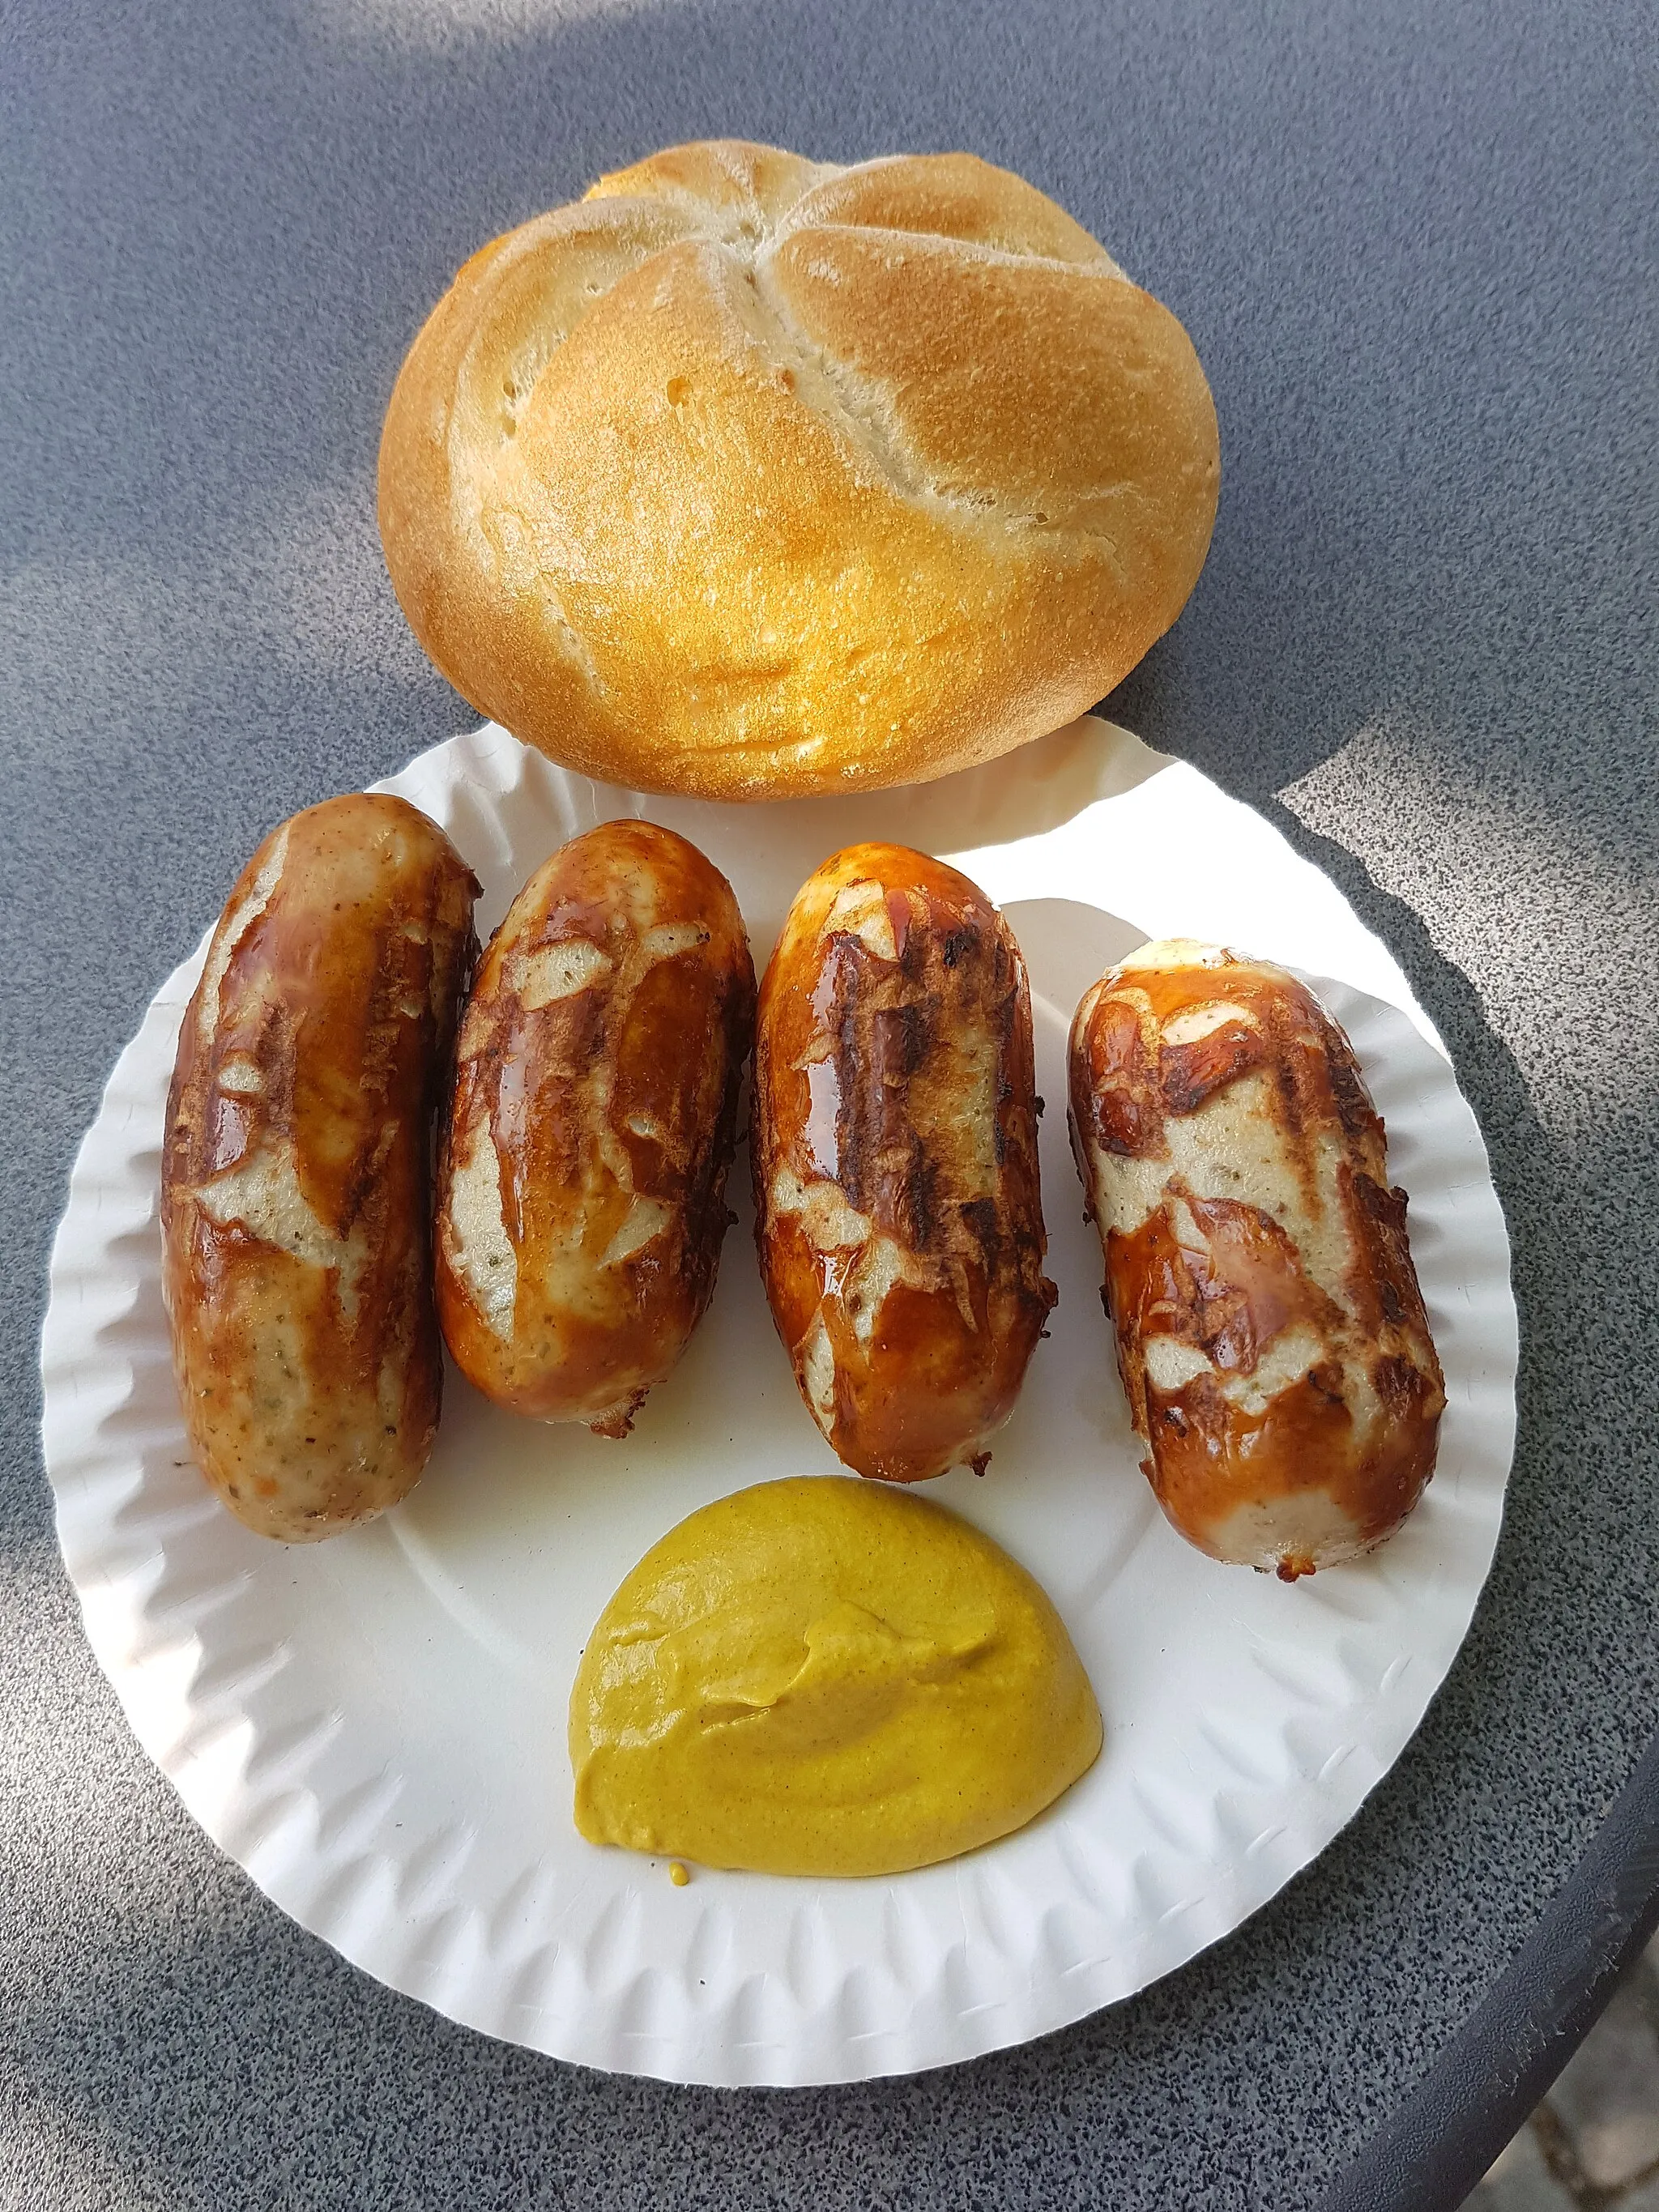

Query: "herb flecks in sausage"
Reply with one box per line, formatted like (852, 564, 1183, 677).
(1069, 939, 1444, 1575)
(753, 843, 1054, 1483)
(161, 795, 480, 1543)
(436, 820, 754, 1430)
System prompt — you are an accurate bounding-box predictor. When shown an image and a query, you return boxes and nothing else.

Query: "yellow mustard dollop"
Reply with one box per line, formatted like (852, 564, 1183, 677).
(569, 1477, 1102, 1877)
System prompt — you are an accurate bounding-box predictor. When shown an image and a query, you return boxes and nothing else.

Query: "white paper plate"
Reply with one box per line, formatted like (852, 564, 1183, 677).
(40, 716, 1516, 2086)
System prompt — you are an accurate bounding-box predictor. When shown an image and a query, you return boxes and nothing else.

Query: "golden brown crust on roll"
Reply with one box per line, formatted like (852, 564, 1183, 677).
(378, 139, 1220, 801)
(161, 795, 480, 1541)
(435, 820, 755, 1429)
(752, 842, 1055, 1480)
(1067, 940, 1446, 1576)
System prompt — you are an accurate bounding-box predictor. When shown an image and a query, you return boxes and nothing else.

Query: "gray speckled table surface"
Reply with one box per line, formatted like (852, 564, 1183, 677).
(2, 2, 1654, 2206)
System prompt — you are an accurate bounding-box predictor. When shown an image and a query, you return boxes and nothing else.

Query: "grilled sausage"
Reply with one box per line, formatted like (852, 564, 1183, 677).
(752, 843, 1055, 1482)
(436, 820, 754, 1430)
(161, 794, 480, 1541)
(1068, 939, 1445, 1577)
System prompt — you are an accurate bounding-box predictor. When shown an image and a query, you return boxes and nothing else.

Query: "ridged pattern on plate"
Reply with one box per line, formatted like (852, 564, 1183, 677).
(40, 718, 1517, 2086)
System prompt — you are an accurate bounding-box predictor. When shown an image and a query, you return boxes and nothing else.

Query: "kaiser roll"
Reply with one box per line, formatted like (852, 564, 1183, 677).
(378, 139, 1220, 802)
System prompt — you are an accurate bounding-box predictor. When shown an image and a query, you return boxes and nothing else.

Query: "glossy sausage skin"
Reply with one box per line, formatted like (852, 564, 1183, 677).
(161, 794, 480, 1541)
(436, 820, 754, 1430)
(752, 842, 1055, 1482)
(1068, 939, 1445, 1577)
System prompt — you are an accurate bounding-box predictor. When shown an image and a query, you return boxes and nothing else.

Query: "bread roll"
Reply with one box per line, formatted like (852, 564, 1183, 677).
(379, 139, 1219, 802)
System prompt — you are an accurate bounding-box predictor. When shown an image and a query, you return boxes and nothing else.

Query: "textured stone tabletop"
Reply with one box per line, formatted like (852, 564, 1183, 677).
(2, 1, 1654, 2206)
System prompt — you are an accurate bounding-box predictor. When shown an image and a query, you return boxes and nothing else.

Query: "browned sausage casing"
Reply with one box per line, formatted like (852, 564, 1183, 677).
(161, 794, 480, 1541)
(1068, 939, 1446, 1578)
(435, 820, 755, 1430)
(752, 843, 1055, 1482)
